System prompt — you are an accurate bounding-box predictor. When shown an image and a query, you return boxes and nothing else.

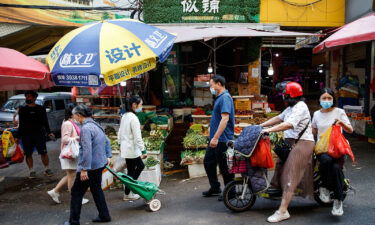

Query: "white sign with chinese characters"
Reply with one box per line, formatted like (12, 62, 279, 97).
(181, 0, 220, 13)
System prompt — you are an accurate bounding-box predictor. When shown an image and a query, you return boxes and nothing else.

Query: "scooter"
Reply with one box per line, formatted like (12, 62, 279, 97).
(222, 140, 353, 212)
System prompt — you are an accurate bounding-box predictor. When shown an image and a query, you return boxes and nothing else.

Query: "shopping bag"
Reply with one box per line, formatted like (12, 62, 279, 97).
(11, 144, 24, 163)
(314, 127, 332, 155)
(60, 139, 80, 159)
(2, 130, 16, 157)
(328, 125, 355, 162)
(250, 137, 274, 169)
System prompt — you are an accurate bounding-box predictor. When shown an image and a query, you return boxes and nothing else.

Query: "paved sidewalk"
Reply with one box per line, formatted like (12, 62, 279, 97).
(0, 137, 374, 225)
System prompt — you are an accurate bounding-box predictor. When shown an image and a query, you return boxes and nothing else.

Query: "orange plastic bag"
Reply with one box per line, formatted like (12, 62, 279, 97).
(11, 144, 24, 163)
(250, 137, 274, 168)
(328, 125, 355, 162)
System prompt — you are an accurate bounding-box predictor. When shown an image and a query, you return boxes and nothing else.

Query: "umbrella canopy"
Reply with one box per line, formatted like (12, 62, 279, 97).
(313, 13, 375, 54)
(46, 19, 176, 87)
(0, 47, 53, 91)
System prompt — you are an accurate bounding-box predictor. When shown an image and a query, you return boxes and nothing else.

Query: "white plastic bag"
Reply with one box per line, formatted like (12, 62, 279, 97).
(60, 139, 80, 159)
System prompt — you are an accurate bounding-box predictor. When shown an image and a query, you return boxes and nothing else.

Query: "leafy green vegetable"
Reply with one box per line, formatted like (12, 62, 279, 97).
(144, 156, 160, 169)
(183, 131, 208, 149)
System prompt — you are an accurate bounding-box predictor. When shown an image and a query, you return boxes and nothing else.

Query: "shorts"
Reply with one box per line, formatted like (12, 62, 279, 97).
(22, 134, 47, 157)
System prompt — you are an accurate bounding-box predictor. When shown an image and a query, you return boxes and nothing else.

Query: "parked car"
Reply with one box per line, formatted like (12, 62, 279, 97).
(0, 92, 72, 134)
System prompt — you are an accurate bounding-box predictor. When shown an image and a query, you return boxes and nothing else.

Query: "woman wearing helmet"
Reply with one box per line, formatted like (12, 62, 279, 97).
(260, 81, 315, 223)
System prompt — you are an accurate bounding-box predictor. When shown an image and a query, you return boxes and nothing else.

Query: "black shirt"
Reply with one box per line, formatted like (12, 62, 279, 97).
(18, 104, 51, 136)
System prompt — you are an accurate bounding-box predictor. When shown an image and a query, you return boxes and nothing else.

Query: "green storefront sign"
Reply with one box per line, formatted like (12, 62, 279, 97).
(144, 0, 260, 23)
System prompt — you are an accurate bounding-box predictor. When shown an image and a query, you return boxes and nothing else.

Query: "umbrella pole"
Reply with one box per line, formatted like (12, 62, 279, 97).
(117, 84, 125, 111)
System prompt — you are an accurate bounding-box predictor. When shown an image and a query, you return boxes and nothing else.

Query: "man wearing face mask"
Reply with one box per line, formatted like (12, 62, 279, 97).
(202, 75, 235, 201)
(18, 90, 55, 178)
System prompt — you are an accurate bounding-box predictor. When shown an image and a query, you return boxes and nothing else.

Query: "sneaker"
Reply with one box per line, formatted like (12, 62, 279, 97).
(319, 187, 331, 203)
(332, 200, 344, 216)
(123, 192, 140, 201)
(82, 198, 89, 205)
(202, 188, 221, 197)
(47, 189, 61, 204)
(44, 169, 53, 177)
(267, 210, 290, 223)
(29, 171, 37, 179)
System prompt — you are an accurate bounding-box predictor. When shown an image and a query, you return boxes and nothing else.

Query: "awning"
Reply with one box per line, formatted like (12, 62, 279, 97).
(154, 24, 315, 43)
(313, 13, 375, 54)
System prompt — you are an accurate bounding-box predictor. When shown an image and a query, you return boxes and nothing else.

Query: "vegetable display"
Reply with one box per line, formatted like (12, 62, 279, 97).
(105, 126, 117, 136)
(143, 128, 167, 153)
(180, 150, 206, 165)
(109, 137, 120, 152)
(144, 156, 160, 169)
(183, 131, 208, 149)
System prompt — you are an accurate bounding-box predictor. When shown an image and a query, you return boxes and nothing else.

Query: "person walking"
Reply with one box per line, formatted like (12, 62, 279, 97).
(118, 96, 147, 201)
(202, 75, 235, 201)
(47, 104, 89, 205)
(18, 90, 54, 178)
(62, 105, 112, 225)
(312, 88, 353, 216)
(260, 82, 315, 223)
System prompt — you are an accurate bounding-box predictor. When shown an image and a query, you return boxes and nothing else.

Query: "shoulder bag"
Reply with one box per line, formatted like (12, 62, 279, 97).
(273, 121, 310, 162)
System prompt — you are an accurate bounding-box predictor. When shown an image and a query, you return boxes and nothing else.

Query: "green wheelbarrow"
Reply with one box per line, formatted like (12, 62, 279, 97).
(106, 166, 165, 212)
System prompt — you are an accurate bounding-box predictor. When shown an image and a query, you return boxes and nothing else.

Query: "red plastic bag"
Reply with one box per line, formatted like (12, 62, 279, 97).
(250, 137, 274, 168)
(328, 125, 355, 162)
(11, 144, 24, 163)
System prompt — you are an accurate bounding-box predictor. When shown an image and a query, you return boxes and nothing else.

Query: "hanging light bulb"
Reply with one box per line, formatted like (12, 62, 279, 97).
(268, 64, 274, 76)
(120, 81, 127, 87)
(207, 63, 213, 74)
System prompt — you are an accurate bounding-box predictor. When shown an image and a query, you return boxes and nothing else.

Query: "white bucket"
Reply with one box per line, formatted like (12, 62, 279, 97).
(173, 108, 184, 123)
(182, 107, 192, 116)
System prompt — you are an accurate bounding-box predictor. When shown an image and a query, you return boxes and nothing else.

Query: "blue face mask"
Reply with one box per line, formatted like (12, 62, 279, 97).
(320, 101, 333, 109)
(210, 88, 217, 96)
(135, 107, 142, 113)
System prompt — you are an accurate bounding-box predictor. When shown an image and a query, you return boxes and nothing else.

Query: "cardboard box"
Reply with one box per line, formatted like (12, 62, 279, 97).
(101, 168, 114, 190)
(237, 83, 252, 96)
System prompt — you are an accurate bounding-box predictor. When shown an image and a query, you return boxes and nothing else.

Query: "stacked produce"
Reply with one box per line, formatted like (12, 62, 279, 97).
(143, 128, 166, 154)
(183, 129, 208, 149)
(193, 107, 212, 116)
(180, 150, 206, 165)
(144, 156, 160, 169)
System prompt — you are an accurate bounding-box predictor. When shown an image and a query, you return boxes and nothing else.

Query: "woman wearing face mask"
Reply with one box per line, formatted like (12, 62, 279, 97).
(118, 96, 147, 201)
(260, 81, 315, 223)
(312, 88, 353, 216)
(47, 104, 89, 205)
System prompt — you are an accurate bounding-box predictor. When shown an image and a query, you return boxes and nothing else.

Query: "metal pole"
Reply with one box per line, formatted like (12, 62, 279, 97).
(117, 84, 124, 111)
(213, 39, 217, 74)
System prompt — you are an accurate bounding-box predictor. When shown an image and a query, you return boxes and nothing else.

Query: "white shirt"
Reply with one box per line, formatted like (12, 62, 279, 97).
(312, 108, 351, 140)
(118, 112, 145, 159)
(278, 101, 314, 141)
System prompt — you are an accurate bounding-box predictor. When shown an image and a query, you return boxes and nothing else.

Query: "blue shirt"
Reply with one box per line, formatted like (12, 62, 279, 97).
(210, 90, 235, 143)
(78, 118, 112, 172)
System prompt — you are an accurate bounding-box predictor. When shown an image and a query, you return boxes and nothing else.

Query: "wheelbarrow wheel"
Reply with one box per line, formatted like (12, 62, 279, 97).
(148, 199, 161, 212)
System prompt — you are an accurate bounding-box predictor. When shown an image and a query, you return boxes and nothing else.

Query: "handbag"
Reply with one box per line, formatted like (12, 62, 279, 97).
(273, 121, 310, 162)
(60, 139, 80, 159)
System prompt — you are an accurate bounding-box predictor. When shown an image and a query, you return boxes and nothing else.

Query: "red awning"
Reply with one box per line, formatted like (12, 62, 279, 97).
(0, 47, 53, 90)
(313, 13, 375, 54)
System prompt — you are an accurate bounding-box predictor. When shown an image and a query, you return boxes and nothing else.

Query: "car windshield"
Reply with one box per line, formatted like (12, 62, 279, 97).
(1, 99, 42, 112)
